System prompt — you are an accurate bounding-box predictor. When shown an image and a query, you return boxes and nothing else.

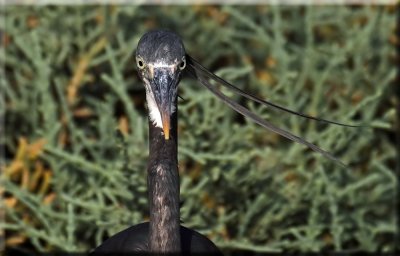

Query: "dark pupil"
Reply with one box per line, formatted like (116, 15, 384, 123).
(180, 61, 185, 68)
(138, 60, 143, 67)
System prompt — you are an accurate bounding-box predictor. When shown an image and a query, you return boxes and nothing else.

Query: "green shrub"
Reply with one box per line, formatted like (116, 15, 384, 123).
(1, 5, 396, 253)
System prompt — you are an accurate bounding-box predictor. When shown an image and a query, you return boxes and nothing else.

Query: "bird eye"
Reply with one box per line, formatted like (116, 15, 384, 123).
(136, 57, 145, 69)
(179, 58, 186, 70)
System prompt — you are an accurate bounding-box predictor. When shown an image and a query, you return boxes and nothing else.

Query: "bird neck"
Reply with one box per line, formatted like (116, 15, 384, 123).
(147, 110, 181, 253)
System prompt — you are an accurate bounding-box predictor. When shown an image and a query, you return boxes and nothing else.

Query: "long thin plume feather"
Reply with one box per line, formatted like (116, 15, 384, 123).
(187, 55, 361, 128)
(186, 62, 347, 168)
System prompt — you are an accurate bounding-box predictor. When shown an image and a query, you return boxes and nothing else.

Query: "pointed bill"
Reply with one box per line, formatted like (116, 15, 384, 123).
(161, 109, 171, 140)
(150, 66, 178, 140)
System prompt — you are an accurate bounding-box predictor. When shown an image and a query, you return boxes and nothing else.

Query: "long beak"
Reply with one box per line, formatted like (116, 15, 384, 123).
(151, 67, 178, 140)
(161, 108, 171, 140)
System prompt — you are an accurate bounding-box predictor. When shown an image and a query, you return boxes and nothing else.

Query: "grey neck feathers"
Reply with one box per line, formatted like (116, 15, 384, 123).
(147, 110, 180, 253)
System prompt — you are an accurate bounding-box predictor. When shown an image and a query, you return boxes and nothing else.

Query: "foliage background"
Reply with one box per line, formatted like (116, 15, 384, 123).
(1, 4, 397, 254)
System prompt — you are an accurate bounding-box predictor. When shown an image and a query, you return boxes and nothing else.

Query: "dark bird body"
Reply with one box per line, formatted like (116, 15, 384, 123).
(92, 30, 359, 255)
(92, 223, 221, 254)
(92, 30, 222, 255)
(93, 106, 221, 254)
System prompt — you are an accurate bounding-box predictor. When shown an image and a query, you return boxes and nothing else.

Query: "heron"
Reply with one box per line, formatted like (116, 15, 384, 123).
(92, 30, 358, 254)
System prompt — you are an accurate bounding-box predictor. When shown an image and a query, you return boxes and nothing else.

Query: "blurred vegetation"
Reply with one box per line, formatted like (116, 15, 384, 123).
(1, 4, 397, 254)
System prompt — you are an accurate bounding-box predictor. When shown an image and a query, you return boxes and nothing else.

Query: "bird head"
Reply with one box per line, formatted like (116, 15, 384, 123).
(136, 30, 186, 140)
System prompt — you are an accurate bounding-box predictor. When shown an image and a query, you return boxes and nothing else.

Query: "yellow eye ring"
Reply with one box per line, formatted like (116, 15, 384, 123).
(136, 56, 145, 69)
(179, 57, 186, 70)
